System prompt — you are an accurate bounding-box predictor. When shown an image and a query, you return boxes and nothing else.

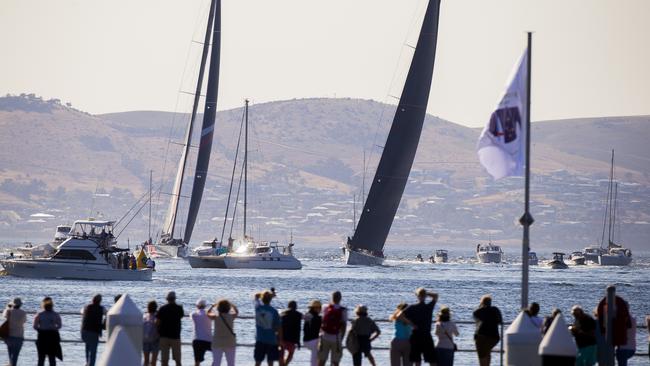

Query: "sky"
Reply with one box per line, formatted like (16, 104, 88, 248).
(1, 0, 649, 128)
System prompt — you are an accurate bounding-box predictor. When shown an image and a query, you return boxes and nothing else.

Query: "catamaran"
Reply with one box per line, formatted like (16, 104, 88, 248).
(153, 0, 222, 258)
(188, 101, 302, 270)
(1, 220, 152, 281)
(344, 0, 442, 265)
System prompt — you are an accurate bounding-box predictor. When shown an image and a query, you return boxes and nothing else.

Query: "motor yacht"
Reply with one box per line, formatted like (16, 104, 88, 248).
(528, 251, 539, 266)
(0, 220, 152, 281)
(433, 249, 449, 263)
(476, 243, 503, 263)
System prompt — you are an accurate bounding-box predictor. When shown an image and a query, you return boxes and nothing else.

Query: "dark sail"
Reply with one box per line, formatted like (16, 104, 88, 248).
(183, 0, 221, 244)
(349, 0, 441, 253)
(162, 0, 217, 240)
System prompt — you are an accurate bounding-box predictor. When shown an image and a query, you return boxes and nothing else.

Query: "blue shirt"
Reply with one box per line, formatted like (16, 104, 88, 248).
(394, 320, 412, 340)
(255, 304, 281, 344)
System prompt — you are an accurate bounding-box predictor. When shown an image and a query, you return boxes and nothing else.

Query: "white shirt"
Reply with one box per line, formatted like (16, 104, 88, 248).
(192, 309, 212, 342)
(435, 321, 459, 349)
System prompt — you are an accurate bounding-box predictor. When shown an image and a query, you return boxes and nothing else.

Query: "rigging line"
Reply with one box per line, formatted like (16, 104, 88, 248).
(114, 189, 150, 229)
(229, 155, 246, 240)
(220, 107, 246, 243)
(115, 193, 151, 239)
(364, 0, 429, 185)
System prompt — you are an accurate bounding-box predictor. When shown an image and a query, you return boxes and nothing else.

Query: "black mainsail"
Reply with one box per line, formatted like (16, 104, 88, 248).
(346, 0, 441, 265)
(183, 0, 221, 245)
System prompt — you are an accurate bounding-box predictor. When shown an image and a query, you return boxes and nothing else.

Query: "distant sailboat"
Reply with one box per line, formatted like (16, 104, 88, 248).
(597, 150, 632, 266)
(344, 0, 442, 265)
(155, 0, 221, 258)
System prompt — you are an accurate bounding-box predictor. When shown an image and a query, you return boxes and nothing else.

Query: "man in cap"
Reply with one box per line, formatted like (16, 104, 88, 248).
(3, 297, 27, 366)
(157, 291, 185, 366)
(404, 288, 438, 366)
(191, 298, 212, 365)
(254, 290, 282, 366)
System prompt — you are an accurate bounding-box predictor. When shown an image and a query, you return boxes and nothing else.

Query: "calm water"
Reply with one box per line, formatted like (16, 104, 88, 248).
(1, 246, 649, 365)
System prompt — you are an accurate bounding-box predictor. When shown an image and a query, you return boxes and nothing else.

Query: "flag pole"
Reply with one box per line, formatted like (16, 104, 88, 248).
(519, 32, 534, 309)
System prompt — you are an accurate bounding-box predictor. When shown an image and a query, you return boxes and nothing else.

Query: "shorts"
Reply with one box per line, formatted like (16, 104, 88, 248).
(143, 340, 160, 353)
(254, 341, 280, 362)
(160, 337, 181, 363)
(474, 334, 499, 358)
(193, 339, 212, 362)
(318, 337, 343, 364)
(409, 332, 436, 363)
(281, 340, 297, 354)
(577, 345, 597, 365)
(357, 335, 372, 356)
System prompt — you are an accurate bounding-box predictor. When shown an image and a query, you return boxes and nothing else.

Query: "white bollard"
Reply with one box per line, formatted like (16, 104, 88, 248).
(538, 313, 577, 366)
(505, 311, 542, 366)
(105, 293, 143, 362)
(97, 325, 140, 366)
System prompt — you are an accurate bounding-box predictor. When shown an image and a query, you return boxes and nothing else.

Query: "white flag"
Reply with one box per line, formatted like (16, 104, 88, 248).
(477, 48, 528, 179)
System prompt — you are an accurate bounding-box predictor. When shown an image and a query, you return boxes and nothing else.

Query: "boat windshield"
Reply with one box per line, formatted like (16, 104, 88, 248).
(52, 249, 97, 261)
(70, 221, 115, 238)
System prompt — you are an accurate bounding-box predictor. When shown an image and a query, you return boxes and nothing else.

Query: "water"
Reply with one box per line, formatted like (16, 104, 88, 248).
(1, 246, 649, 365)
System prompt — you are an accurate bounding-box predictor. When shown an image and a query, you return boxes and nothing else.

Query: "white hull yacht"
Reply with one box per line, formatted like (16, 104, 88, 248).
(0, 220, 152, 281)
(188, 241, 301, 270)
(598, 247, 632, 266)
(476, 243, 503, 264)
(433, 249, 449, 263)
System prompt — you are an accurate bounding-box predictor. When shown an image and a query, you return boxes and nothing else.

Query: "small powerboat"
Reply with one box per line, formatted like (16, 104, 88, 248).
(569, 251, 586, 265)
(528, 251, 539, 266)
(434, 249, 449, 263)
(547, 252, 568, 269)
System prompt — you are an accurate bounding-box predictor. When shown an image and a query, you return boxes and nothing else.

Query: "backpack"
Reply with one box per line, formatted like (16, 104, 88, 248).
(143, 313, 158, 343)
(321, 305, 345, 335)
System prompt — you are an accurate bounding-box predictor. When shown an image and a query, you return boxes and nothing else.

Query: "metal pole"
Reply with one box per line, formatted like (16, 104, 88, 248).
(243, 99, 248, 238)
(519, 32, 534, 309)
(605, 285, 616, 366)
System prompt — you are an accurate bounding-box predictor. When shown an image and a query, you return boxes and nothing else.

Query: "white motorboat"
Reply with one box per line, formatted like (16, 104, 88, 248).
(569, 251, 586, 265)
(476, 243, 503, 263)
(582, 245, 606, 263)
(528, 251, 539, 266)
(53, 224, 71, 245)
(0, 220, 152, 281)
(13, 242, 56, 259)
(547, 252, 569, 269)
(598, 247, 632, 266)
(188, 241, 301, 270)
(433, 249, 449, 263)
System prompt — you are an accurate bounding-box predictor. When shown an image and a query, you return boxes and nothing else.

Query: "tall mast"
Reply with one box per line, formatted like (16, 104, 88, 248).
(607, 150, 615, 246)
(149, 170, 152, 241)
(164, 0, 218, 239)
(244, 99, 249, 238)
(183, 0, 222, 244)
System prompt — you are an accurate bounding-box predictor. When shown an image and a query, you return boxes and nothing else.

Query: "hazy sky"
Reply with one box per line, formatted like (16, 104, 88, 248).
(1, 0, 649, 127)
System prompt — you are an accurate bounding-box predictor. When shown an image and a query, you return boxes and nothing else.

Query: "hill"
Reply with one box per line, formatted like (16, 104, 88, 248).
(0, 94, 648, 251)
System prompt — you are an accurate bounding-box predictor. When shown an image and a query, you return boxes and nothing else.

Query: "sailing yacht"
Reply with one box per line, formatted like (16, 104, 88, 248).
(188, 101, 302, 270)
(153, 0, 222, 258)
(596, 150, 632, 266)
(344, 0, 442, 265)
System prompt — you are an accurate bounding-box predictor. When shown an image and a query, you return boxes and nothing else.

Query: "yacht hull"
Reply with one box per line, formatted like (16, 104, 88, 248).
(597, 255, 632, 266)
(344, 249, 384, 266)
(0, 259, 153, 281)
(189, 254, 302, 270)
(434, 256, 448, 263)
(477, 252, 501, 264)
(571, 258, 586, 266)
(156, 244, 189, 258)
(548, 261, 569, 269)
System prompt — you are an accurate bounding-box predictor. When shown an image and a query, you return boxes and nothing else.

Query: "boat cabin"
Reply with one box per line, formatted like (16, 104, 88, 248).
(477, 243, 502, 253)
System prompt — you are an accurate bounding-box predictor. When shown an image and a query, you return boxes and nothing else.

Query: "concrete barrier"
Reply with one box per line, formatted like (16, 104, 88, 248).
(539, 314, 577, 366)
(505, 311, 541, 366)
